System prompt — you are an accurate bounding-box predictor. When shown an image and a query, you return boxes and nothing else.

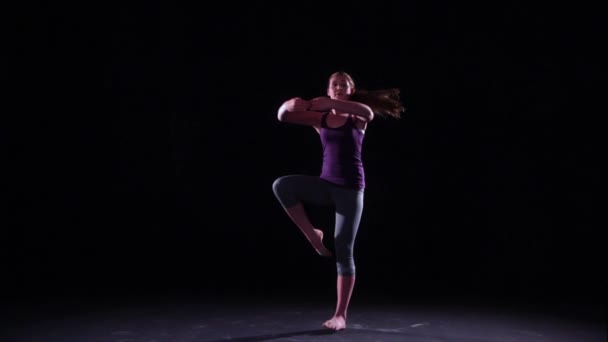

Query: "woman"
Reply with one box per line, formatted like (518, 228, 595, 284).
(272, 71, 404, 331)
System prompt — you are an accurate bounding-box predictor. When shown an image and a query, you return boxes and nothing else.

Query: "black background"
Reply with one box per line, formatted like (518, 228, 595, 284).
(6, 2, 602, 315)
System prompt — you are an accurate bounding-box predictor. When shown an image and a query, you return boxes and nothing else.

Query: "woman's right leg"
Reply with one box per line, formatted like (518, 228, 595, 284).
(272, 175, 333, 256)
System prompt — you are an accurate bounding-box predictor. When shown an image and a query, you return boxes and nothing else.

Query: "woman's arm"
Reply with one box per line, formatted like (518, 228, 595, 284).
(309, 97, 374, 122)
(277, 97, 324, 127)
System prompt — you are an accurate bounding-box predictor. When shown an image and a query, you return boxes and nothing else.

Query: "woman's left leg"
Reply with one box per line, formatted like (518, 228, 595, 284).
(323, 187, 364, 331)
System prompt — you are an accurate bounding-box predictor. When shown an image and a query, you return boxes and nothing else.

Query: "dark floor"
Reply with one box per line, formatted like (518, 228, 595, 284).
(3, 292, 604, 342)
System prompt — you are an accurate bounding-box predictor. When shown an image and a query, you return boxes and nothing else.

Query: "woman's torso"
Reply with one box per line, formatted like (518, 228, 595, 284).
(319, 113, 366, 189)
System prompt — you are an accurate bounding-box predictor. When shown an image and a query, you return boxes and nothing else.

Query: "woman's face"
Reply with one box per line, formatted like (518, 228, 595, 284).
(327, 75, 354, 100)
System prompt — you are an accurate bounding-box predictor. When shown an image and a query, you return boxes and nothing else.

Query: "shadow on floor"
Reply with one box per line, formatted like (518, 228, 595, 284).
(204, 328, 337, 342)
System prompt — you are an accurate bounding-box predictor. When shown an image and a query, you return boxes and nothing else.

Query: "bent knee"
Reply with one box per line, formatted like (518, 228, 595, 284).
(272, 176, 297, 207)
(272, 176, 291, 195)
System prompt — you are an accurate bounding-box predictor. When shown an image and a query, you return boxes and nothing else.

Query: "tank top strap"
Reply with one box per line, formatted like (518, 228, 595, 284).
(321, 112, 330, 128)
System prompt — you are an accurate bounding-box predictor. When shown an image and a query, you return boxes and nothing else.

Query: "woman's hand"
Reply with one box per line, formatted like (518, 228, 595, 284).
(284, 97, 310, 112)
(309, 97, 334, 112)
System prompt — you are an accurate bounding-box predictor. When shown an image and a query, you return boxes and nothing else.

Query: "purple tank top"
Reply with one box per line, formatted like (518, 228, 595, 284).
(319, 113, 366, 189)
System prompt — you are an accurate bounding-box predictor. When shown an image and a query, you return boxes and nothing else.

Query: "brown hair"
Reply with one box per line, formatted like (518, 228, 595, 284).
(330, 71, 405, 119)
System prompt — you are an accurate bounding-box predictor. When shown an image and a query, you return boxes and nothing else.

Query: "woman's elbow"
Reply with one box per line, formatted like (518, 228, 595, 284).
(278, 110, 295, 122)
(365, 107, 374, 122)
(277, 110, 286, 122)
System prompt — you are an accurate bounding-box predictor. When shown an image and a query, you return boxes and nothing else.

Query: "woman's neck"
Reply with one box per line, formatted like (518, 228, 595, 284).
(331, 109, 349, 116)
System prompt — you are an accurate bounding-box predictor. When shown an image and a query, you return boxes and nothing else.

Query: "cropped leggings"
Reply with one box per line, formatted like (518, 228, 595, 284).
(272, 175, 364, 276)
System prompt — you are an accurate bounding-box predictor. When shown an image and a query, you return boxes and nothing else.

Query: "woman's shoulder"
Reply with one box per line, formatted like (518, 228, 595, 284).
(350, 114, 368, 131)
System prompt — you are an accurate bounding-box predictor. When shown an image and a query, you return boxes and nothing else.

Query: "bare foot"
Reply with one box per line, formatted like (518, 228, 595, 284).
(322, 315, 346, 331)
(309, 229, 332, 257)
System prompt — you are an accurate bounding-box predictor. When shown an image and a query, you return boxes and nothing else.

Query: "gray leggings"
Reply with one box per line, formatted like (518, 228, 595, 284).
(272, 175, 364, 276)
